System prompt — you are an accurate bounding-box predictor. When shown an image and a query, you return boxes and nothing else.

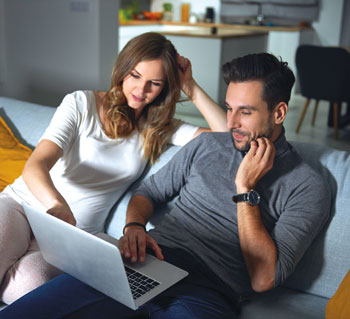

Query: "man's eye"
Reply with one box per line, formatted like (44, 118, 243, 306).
(242, 111, 251, 115)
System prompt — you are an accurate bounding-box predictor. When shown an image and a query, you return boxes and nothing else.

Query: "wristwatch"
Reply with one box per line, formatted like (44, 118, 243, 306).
(232, 189, 260, 206)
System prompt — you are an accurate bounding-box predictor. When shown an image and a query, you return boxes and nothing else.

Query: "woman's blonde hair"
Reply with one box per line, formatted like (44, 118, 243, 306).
(103, 32, 181, 164)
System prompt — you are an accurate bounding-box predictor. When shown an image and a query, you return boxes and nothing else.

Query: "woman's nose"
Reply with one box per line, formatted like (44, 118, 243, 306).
(136, 81, 150, 94)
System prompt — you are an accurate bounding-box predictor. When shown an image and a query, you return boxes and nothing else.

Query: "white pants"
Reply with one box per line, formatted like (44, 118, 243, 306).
(0, 192, 61, 304)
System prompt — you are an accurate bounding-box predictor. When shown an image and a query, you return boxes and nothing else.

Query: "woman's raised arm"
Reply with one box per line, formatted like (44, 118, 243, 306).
(177, 55, 228, 133)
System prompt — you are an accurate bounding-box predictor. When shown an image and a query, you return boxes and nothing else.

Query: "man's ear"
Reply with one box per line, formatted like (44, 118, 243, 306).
(273, 102, 288, 125)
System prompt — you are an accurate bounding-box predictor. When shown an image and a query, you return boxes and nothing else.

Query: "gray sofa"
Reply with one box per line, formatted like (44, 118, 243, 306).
(1, 96, 349, 318)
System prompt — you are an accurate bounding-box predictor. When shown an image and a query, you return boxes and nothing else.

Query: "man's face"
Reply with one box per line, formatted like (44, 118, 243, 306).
(225, 81, 275, 152)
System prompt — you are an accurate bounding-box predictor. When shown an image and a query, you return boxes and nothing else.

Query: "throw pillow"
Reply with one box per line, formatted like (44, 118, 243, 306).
(326, 269, 350, 319)
(0, 116, 32, 191)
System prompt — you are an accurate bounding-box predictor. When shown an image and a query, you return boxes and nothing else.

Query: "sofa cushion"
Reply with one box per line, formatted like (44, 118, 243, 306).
(239, 286, 329, 319)
(284, 142, 350, 299)
(0, 97, 55, 148)
(0, 116, 32, 191)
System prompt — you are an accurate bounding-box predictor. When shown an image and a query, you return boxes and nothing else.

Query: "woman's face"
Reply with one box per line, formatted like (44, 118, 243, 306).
(122, 59, 166, 117)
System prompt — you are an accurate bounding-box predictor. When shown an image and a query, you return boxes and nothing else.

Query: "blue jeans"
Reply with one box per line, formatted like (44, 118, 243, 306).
(0, 247, 239, 319)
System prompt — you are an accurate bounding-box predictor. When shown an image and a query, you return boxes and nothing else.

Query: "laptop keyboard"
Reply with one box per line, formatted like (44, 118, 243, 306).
(125, 266, 160, 300)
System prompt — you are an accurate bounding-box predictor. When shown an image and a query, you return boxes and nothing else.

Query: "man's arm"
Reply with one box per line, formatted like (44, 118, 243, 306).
(119, 134, 201, 264)
(118, 195, 164, 263)
(235, 138, 277, 292)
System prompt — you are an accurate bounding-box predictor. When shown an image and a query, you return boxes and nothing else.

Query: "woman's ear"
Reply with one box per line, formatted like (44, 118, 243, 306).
(273, 102, 288, 125)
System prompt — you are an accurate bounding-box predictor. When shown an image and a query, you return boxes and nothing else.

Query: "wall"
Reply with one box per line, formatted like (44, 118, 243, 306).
(0, 0, 119, 106)
(0, 0, 5, 86)
(312, 0, 344, 46)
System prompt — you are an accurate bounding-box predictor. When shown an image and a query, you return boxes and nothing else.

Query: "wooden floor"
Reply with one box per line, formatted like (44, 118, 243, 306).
(285, 94, 350, 151)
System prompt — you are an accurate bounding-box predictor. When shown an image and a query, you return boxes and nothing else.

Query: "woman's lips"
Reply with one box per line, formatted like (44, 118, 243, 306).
(132, 94, 145, 102)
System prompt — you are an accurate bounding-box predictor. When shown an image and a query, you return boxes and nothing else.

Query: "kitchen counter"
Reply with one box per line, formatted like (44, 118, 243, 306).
(120, 20, 309, 32)
(160, 27, 267, 39)
(119, 20, 311, 126)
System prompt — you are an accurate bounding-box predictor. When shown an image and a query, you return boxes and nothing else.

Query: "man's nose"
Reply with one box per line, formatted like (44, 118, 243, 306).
(227, 111, 240, 129)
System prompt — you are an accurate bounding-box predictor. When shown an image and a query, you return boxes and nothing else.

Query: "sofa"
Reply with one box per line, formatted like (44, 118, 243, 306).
(1, 96, 349, 318)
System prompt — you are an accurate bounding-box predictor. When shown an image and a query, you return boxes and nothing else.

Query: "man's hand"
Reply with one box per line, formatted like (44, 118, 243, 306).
(46, 204, 76, 226)
(235, 137, 276, 193)
(119, 226, 164, 263)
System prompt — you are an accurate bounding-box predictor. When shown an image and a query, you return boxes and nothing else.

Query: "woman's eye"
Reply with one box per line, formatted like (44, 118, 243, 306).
(152, 82, 161, 87)
(131, 73, 139, 79)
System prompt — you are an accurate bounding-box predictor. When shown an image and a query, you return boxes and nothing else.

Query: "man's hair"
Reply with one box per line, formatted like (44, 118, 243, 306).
(222, 53, 295, 111)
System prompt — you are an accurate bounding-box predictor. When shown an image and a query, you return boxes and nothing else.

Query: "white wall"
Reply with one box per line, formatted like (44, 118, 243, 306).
(0, 0, 119, 106)
(150, 0, 221, 23)
(312, 0, 344, 46)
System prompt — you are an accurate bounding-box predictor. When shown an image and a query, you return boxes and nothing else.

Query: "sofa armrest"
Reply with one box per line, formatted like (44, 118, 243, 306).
(0, 97, 55, 148)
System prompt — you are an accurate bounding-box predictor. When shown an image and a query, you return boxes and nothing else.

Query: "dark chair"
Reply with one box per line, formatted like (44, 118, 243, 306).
(295, 45, 350, 139)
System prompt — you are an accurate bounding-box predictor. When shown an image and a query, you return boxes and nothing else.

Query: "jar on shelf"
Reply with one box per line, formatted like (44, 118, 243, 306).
(163, 2, 173, 21)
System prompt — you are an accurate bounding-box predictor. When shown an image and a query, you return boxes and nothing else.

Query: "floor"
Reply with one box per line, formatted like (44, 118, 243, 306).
(284, 94, 350, 151)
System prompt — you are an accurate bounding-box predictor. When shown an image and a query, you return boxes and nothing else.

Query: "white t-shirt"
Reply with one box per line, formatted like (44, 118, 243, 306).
(5, 90, 198, 233)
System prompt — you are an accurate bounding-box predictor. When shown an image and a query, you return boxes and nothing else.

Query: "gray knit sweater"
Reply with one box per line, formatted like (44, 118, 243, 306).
(134, 131, 330, 295)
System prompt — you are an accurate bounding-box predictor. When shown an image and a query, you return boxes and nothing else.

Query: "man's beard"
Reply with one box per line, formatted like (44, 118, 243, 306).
(232, 120, 274, 152)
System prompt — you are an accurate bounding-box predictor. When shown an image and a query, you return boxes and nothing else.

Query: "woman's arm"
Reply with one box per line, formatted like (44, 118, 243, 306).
(177, 55, 228, 133)
(22, 139, 76, 225)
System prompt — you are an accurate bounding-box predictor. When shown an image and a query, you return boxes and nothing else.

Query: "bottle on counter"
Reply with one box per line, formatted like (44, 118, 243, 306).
(181, 3, 190, 22)
(205, 7, 215, 23)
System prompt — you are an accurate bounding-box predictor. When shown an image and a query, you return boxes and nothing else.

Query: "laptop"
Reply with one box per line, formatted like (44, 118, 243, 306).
(23, 202, 188, 310)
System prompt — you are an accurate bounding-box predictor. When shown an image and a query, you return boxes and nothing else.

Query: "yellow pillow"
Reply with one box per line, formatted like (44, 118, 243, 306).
(0, 116, 32, 191)
(326, 270, 350, 319)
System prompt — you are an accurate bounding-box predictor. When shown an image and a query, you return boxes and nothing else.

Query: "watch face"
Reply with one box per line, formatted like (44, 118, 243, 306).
(248, 190, 260, 205)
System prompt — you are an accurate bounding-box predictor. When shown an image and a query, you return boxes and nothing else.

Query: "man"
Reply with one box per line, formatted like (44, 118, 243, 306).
(118, 53, 330, 315)
(0, 53, 330, 318)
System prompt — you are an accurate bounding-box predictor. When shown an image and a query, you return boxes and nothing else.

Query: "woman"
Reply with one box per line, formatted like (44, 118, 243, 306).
(0, 32, 226, 304)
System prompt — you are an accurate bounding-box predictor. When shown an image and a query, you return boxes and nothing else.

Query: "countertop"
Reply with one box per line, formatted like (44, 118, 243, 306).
(160, 28, 267, 39)
(120, 20, 309, 32)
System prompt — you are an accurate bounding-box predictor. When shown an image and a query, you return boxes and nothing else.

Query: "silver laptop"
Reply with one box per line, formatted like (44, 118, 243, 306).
(23, 203, 188, 310)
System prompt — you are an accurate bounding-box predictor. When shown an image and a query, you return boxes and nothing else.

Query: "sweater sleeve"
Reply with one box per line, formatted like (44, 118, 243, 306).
(271, 165, 331, 287)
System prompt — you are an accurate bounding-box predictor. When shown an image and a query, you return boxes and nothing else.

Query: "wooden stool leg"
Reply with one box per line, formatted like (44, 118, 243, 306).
(311, 100, 319, 126)
(333, 102, 339, 139)
(296, 98, 311, 133)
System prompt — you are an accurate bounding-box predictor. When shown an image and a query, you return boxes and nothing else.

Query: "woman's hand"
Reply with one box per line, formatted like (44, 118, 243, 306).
(177, 54, 196, 100)
(46, 202, 76, 226)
